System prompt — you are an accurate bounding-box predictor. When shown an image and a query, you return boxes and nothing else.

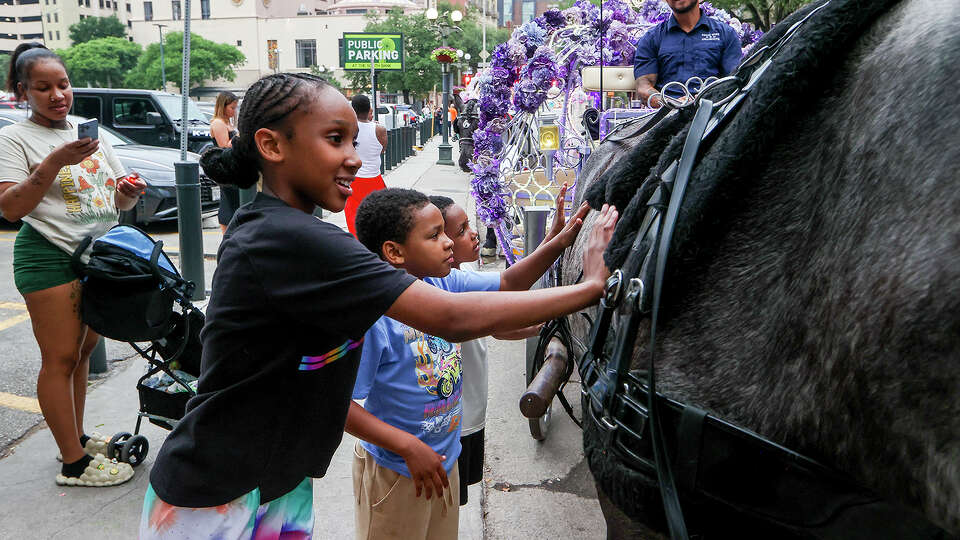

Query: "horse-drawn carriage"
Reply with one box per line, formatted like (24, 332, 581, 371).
(467, 0, 959, 537)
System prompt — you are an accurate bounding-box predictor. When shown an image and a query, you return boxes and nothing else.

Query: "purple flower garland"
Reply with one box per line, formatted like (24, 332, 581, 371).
(470, 0, 764, 260)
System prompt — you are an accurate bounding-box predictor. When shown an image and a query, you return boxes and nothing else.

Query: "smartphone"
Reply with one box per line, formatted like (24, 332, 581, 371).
(77, 118, 98, 141)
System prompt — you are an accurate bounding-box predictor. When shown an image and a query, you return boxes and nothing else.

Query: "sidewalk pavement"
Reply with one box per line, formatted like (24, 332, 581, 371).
(0, 138, 487, 539)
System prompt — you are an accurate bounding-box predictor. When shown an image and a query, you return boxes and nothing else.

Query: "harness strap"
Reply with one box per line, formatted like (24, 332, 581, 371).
(675, 405, 708, 494)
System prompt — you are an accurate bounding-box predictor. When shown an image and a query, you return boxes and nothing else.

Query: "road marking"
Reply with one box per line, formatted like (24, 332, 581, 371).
(0, 313, 30, 332)
(0, 392, 41, 414)
(0, 303, 30, 332)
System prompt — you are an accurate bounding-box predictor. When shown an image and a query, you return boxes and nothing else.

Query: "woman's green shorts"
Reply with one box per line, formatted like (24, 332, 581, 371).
(13, 223, 78, 295)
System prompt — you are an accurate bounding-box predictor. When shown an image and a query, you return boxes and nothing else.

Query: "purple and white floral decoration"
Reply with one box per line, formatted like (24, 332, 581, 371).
(470, 0, 763, 262)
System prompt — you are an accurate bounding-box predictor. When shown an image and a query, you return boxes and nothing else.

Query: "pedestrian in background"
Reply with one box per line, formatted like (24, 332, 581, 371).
(209, 91, 240, 234)
(344, 94, 387, 238)
(0, 42, 142, 487)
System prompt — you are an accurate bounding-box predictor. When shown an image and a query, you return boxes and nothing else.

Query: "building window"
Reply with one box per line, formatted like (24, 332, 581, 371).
(200, 0, 209, 19)
(99, 0, 104, 8)
(22, 33, 44, 39)
(127, 20, 131, 28)
(48, 31, 53, 40)
(345, 8, 366, 14)
(144, 1, 152, 20)
(46, 13, 51, 21)
(267, 39, 278, 71)
(172, 0, 181, 20)
(54, 12, 58, 21)
(295, 39, 316, 68)
(236, 40, 241, 46)
(85, 0, 90, 7)
(21, 15, 42, 21)
(56, 30, 60, 39)
(126, 2, 130, 11)
(78, 0, 82, 5)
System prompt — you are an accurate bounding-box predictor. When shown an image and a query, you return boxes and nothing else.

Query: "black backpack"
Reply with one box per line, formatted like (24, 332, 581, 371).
(71, 225, 195, 342)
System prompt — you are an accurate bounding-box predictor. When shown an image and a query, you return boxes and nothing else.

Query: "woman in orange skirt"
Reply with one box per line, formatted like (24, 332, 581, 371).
(345, 94, 387, 237)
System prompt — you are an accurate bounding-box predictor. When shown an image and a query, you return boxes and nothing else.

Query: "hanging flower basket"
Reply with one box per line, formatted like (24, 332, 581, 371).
(432, 46, 458, 64)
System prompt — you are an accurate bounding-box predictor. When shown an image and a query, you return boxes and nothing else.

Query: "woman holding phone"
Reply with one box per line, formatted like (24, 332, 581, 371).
(0, 43, 145, 486)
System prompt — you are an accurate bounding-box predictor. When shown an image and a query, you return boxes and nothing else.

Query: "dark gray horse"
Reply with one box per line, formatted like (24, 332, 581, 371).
(561, 0, 959, 536)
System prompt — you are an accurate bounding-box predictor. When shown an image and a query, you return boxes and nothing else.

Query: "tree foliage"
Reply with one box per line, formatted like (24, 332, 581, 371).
(67, 16, 126, 45)
(309, 65, 344, 91)
(124, 32, 245, 90)
(58, 37, 141, 88)
(709, 0, 812, 31)
(0, 53, 9, 91)
(347, 2, 509, 102)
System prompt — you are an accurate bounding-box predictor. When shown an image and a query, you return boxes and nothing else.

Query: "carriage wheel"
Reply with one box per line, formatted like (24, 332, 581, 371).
(120, 435, 149, 467)
(107, 432, 132, 460)
(528, 399, 552, 441)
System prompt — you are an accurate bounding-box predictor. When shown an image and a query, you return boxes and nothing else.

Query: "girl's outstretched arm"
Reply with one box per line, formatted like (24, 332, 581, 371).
(387, 204, 617, 342)
(499, 185, 590, 292)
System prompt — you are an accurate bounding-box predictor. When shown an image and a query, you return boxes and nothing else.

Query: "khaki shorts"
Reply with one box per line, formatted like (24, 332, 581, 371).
(353, 442, 459, 540)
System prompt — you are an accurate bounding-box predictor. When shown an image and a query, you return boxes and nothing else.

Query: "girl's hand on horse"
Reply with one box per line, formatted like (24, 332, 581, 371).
(581, 203, 618, 289)
(400, 436, 448, 499)
(545, 184, 590, 249)
(50, 138, 99, 169)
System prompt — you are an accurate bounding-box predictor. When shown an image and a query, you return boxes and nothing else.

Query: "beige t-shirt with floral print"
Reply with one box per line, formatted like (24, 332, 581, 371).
(0, 119, 126, 255)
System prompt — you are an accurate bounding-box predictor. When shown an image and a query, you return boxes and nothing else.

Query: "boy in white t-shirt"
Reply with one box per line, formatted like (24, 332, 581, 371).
(428, 185, 587, 505)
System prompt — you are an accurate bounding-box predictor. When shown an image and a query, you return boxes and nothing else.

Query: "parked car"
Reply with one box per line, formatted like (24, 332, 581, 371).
(0, 110, 220, 225)
(70, 88, 214, 154)
(196, 102, 215, 122)
(375, 103, 419, 130)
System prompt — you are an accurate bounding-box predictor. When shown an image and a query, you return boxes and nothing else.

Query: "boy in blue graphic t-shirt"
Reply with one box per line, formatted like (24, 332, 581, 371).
(346, 188, 602, 539)
(347, 189, 500, 539)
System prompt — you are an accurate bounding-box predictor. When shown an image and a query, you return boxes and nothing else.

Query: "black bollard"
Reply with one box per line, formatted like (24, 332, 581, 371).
(88, 336, 107, 374)
(174, 161, 206, 300)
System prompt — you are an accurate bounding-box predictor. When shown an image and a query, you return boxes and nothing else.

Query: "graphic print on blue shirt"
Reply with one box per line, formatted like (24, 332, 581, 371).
(411, 328, 463, 433)
(299, 338, 363, 371)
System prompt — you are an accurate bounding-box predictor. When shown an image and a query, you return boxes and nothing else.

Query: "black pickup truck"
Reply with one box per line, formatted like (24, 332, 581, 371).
(70, 88, 214, 154)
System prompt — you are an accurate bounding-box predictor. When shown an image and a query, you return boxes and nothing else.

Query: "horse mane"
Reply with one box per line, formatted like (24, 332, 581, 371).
(585, 0, 904, 273)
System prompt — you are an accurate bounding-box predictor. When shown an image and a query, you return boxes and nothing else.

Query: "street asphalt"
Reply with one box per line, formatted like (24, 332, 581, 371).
(0, 137, 605, 538)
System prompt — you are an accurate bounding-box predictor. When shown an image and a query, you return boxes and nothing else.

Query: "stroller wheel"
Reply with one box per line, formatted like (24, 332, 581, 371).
(121, 435, 149, 467)
(107, 432, 132, 460)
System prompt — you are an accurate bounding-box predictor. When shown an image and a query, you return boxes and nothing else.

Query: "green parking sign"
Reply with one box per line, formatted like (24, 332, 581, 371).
(341, 33, 404, 71)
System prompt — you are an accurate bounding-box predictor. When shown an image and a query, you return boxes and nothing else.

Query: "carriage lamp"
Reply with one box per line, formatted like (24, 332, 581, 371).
(539, 125, 559, 151)
(539, 122, 560, 181)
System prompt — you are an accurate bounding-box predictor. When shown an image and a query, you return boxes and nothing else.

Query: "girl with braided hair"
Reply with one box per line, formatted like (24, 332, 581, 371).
(140, 72, 618, 539)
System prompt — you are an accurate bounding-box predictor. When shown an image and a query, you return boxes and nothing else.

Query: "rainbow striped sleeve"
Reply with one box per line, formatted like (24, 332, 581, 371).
(299, 338, 364, 371)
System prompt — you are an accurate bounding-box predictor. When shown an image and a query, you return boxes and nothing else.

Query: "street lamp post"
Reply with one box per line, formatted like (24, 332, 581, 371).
(426, 7, 462, 166)
(154, 23, 167, 92)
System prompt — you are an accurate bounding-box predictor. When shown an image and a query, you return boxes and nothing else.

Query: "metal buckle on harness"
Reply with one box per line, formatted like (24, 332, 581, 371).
(625, 277, 645, 312)
(601, 269, 624, 308)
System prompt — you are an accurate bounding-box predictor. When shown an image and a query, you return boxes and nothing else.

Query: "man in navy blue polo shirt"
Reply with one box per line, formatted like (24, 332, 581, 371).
(634, 0, 741, 106)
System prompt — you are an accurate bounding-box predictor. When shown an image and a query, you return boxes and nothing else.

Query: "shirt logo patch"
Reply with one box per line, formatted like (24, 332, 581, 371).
(701, 32, 720, 41)
(299, 338, 363, 371)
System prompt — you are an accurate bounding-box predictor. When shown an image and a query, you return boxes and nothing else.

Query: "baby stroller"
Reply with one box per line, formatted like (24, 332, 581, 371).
(72, 225, 203, 467)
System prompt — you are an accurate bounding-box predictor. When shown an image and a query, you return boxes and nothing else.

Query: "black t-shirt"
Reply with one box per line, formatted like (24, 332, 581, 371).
(150, 193, 416, 507)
